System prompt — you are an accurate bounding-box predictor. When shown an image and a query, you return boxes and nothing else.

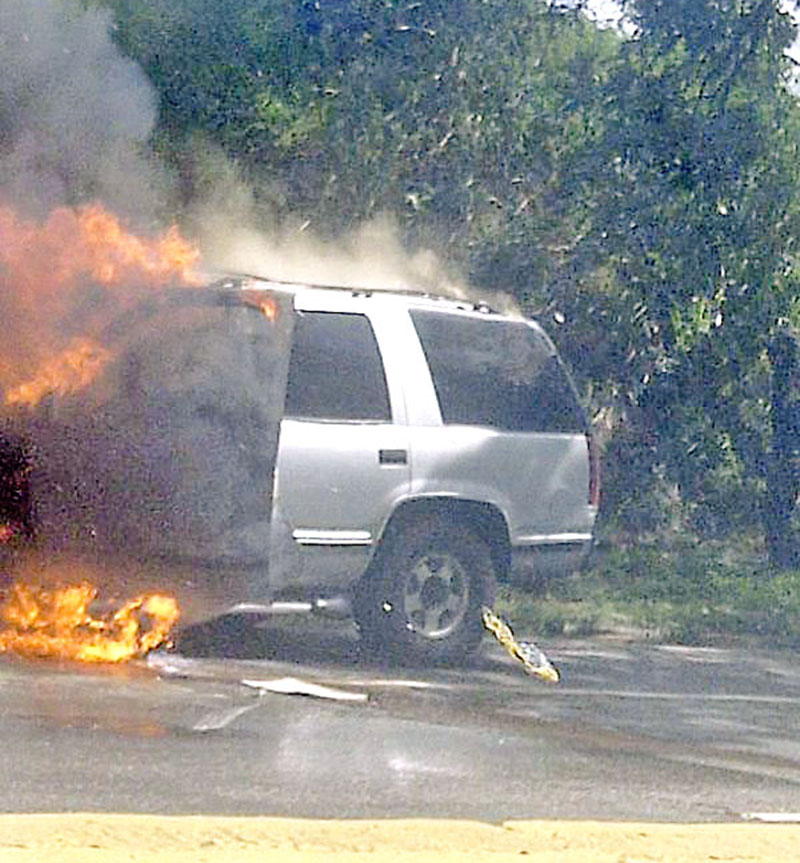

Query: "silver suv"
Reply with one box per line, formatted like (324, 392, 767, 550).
(10, 276, 598, 663)
(262, 280, 598, 661)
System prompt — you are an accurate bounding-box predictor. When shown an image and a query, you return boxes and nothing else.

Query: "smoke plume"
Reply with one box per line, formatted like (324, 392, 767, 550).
(0, 0, 162, 219)
(0, 0, 174, 393)
(184, 142, 469, 298)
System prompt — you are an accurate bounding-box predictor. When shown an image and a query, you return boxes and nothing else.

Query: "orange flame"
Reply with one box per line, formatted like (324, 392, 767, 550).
(0, 581, 180, 663)
(0, 200, 203, 403)
(241, 290, 278, 322)
(77, 205, 202, 287)
(5, 338, 111, 408)
(0, 201, 202, 295)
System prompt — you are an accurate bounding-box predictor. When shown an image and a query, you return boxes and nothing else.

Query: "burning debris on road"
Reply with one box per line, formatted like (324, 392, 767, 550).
(0, 407, 183, 668)
(0, 579, 179, 663)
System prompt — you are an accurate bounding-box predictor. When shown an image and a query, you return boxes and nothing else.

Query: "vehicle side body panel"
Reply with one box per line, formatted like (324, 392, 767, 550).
(269, 288, 596, 595)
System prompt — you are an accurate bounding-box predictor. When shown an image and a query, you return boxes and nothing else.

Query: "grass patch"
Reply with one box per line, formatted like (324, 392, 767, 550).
(495, 540, 800, 646)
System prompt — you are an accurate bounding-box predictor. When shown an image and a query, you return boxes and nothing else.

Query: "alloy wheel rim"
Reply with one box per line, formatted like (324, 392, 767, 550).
(402, 552, 470, 639)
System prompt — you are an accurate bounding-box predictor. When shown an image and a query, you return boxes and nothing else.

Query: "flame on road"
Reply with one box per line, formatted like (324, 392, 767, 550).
(0, 581, 179, 663)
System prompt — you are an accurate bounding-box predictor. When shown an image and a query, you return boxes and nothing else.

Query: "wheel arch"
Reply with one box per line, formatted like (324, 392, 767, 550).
(370, 496, 511, 583)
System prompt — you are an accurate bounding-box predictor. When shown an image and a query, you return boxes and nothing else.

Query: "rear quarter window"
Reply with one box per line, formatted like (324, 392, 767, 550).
(410, 309, 585, 433)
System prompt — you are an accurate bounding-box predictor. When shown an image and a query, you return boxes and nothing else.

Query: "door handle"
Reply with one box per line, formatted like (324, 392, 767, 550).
(379, 449, 407, 466)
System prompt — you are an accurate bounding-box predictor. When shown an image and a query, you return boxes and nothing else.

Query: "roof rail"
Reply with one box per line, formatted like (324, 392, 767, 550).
(211, 272, 498, 315)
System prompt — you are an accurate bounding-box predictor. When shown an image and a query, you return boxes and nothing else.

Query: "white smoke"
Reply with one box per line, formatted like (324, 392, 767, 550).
(0, 0, 163, 219)
(184, 146, 475, 302)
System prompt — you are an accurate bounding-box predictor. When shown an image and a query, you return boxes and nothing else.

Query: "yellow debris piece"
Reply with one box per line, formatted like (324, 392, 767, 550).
(482, 606, 560, 683)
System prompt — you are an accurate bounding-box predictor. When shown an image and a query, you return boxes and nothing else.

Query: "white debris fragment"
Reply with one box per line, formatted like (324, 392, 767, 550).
(241, 677, 369, 702)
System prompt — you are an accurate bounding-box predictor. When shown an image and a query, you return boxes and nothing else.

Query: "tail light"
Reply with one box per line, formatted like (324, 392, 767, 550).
(587, 432, 600, 508)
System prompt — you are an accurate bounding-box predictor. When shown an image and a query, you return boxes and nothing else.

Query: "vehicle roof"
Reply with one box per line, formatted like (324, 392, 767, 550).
(208, 272, 526, 322)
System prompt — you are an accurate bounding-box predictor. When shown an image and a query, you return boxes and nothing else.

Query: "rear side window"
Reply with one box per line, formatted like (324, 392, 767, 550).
(285, 311, 391, 421)
(410, 310, 585, 433)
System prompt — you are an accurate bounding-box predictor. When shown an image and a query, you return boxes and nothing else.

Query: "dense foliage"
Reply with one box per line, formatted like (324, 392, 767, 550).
(97, 0, 799, 565)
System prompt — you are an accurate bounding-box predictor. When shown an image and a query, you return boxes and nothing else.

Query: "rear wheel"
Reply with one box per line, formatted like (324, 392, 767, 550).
(355, 519, 495, 664)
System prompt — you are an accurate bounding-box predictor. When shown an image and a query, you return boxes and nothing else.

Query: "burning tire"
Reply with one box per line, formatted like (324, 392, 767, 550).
(355, 518, 495, 664)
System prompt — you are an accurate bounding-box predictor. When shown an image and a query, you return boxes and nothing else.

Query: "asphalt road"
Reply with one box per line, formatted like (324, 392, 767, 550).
(1, 617, 799, 822)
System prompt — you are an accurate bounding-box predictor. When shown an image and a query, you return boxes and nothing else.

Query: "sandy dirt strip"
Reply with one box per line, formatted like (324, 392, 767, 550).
(0, 816, 797, 862)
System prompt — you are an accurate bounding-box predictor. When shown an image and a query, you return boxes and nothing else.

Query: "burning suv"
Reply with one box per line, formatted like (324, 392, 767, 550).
(4, 276, 598, 662)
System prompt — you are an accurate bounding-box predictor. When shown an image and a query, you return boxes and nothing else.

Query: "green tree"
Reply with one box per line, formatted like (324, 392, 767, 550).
(104, 1, 614, 246)
(556, 0, 800, 559)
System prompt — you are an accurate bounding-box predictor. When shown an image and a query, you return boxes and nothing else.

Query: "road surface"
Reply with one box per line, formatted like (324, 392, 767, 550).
(1, 618, 799, 822)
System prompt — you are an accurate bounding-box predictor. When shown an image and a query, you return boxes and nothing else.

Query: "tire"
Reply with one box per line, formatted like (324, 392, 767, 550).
(355, 518, 496, 664)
